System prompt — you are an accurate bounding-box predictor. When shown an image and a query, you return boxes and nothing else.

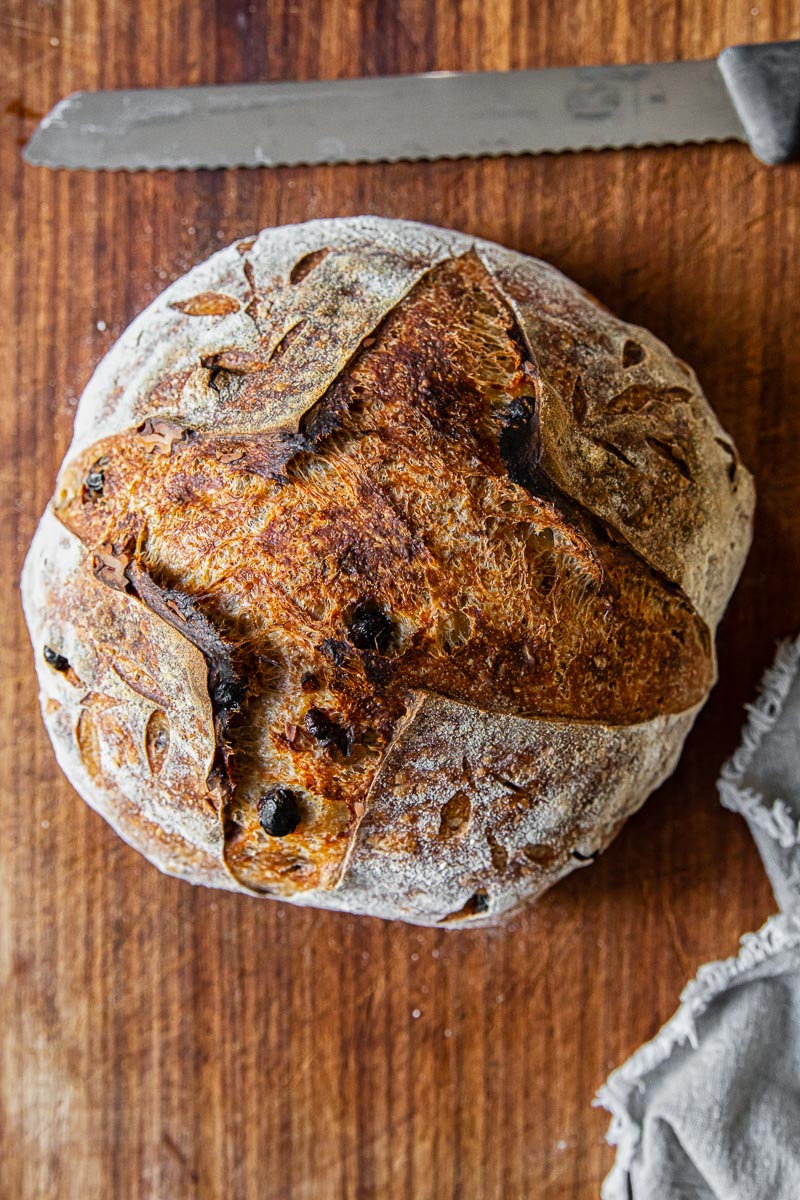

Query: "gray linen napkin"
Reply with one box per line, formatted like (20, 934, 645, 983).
(596, 636, 800, 1200)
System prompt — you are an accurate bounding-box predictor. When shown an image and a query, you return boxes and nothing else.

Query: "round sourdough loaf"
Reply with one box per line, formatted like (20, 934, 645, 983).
(22, 217, 754, 927)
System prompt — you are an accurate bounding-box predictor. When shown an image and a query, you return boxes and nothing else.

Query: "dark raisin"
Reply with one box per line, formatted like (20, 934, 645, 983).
(43, 645, 70, 672)
(470, 891, 490, 913)
(304, 707, 351, 755)
(500, 397, 540, 486)
(258, 787, 302, 837)
(360, 655, 394, 689)
(212, 678, 244, 710)
(346, 600, 393, 654)
(304, 706, 335, 741)
(571, 849, 601, 862)
(85, 465, 105, 497)
(300, 672, 320, 693)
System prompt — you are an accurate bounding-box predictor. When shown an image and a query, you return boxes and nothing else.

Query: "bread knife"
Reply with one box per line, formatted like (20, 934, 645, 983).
(22, 39, 800, 171)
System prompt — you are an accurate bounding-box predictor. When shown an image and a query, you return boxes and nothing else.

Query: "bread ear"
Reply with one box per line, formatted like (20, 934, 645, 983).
(477, 241, 754, 627)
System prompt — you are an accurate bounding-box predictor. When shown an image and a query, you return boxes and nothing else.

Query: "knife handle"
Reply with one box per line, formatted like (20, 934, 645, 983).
(718, 40, 800, 165)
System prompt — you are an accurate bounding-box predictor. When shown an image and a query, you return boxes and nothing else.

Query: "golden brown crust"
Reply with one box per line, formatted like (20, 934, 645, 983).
(22, 217, 754, 926)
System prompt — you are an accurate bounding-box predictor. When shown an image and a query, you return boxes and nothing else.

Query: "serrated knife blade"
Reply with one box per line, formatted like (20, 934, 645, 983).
(21, 43, 800, 172)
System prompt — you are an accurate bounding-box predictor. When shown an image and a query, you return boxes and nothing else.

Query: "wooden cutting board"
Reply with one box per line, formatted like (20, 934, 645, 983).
(2, 2, 799, 1196)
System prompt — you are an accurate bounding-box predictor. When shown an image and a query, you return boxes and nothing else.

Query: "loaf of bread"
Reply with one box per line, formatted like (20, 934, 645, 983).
(22, 217, 754, 926)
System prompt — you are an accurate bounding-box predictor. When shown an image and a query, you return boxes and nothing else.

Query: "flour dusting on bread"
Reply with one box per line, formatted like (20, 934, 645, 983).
(22, 218, 754, 926)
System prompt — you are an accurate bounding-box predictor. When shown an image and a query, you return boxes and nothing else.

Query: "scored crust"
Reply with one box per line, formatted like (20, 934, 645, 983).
(22, 217, 754, 926)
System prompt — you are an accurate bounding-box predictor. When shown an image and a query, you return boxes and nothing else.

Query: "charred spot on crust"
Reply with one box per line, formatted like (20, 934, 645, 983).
(43, 645, 70, 672)
(418, 376, 480, 442)
(304, 706, 352, 755)
(335, 544, 371, 578)
(359, 654, 395, 690)
(258, 787, 302, 837)
(500, 396, 539, 470)
(211, 678, 245, 711)
(346, 599, 394, 654)
(321, 638, 350, 667)
(498, 394, 558, 505)
(299, 384, 353, 447)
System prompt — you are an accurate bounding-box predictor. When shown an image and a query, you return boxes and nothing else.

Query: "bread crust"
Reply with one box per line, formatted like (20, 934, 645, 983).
(22, 217, 754, 926)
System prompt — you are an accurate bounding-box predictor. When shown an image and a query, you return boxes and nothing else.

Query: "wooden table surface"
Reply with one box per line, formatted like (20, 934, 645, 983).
(3, 3, 800, 1197)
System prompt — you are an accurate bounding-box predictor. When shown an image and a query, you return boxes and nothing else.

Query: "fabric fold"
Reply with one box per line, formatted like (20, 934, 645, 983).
(597, 636, 800, 1199)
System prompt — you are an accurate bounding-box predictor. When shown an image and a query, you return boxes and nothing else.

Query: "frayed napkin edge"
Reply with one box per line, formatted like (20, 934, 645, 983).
(718, 634, 800, 849)
(595, 634, 800, 1200)
(594, 912, 800, 1198)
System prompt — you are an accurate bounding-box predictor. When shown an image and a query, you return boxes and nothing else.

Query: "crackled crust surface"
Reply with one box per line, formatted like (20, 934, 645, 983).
(22, 217, 754, 926)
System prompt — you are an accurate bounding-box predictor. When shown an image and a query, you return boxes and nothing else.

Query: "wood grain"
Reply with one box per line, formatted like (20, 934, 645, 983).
(2, 2, 800, 1197)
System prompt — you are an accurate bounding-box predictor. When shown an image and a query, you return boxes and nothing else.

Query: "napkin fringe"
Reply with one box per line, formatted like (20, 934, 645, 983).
(595, 913, 800, 1198)
(718, 783, 800, 848)
(718, 635, 800, 848)
(597, 634, 800, 1199)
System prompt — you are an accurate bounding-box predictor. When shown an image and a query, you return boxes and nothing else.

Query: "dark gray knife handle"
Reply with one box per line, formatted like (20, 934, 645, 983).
(718, 40, 800, 165)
